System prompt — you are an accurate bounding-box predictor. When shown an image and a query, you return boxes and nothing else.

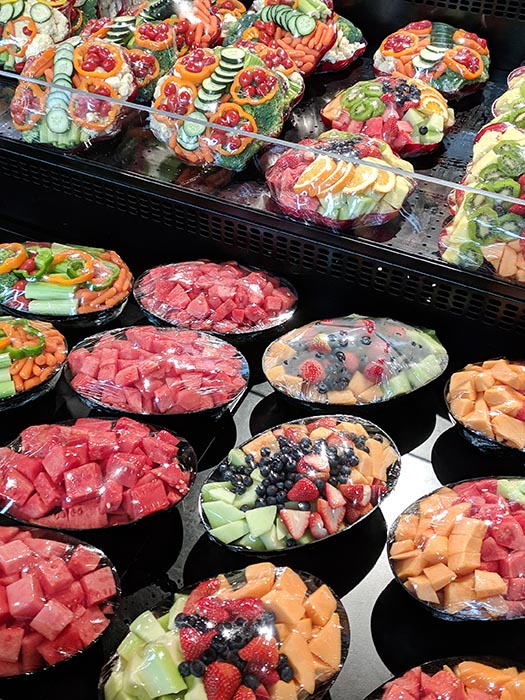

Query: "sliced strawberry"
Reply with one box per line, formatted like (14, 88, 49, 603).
(307, 335, 331, 354)
(298, 359, 326, 384)
(255, 684, 270, 700)
(246, 662, 280, 688)
(179, 628, 216, 661)
(317, 498, 345, 535)
(306, 417, 338, 431)
(309, 511, 328, 540)
(345, 504, 363, 524)
(239, 636, 279, 666)
(233, 687, 256, 700)
(344, 352, 360, 374)
(279, 508, 310, 540)
(370, 484, 388, 505)
(325, 482, 346, 509)
(204, 662, 242, 700)
(287, 478, 319, 502)
(225, 597, 264, 621)
(297, 453, 330, 478)
(519, 173, 525, 189)
(339, 484, 371, 506)
(195, 596, 229, 622)
(510, 194, 525, 215)
(184, 577, 221, 613)
(363, 359, 386, 384)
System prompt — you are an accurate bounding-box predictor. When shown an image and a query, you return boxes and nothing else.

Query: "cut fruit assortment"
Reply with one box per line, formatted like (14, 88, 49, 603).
(490, 66, 525, 131)
(373, 20, 490, 99)
(66, 325, 249, 415)
(0, 241, 132, 324)
(389, 477, 525, 620)
(0, 417, 196, 529)
(265, 130, 415, 230)
(262, 315, 448, 406)
(200, 415, 400, 551)
(134, 260, 297, 336)
(446, 359, 525, 452)
(321, 76, 455, 158)
(0, 525, 119, 677)
(0, 315, 67, 408)
(100, 563, 349, 700)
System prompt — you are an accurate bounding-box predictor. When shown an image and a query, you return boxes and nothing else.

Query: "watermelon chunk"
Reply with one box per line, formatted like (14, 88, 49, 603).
(30, 599, 74, 641)
(53, 580, 85, 611)
(491, 517, 525, 550)
(422, 670, 467, 700)
(0, 539, 34, 575)
(114, 417, 150, 437)
(499, 550, 525, 578)
(507, 577, 525, 600)
(480, 536, 508, 561)
(0, 626, 24, 663)
(0, 468, 34, 507)
(67, 545, 102, 577)
(87, 432, 118, 461)
(80, 567, 117, 607)
(126, 478, 169, 520)
(34, 471, 62, 510)
(64, 462, 102, 505)
(20, 631, 44, 673)
(37, 625, 83, 665)
(6, 574, 45, 620)
(4, 452, 42, 482)
(106, 453, 146, 488)
(75, 605, 110, 646)
(37, 557, 74, 596)
(0, 587, 10, 625)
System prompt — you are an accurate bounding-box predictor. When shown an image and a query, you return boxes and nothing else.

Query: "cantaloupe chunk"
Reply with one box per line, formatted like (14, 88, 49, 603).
(395, 514, 419, 542)
(448, 533, 482, 553)
(419, 494, 445, 517)
(449, 371, 478, 395)
(405, 574, 440, 604)
(443, 574, 475, 609)
(265, 342, 297, 361)
(391, 549, 419, 561)
(432, 503, 472, 536)
(328, 389, 357, 405)
(423, 563, 456, 591)
(438, 487, 460, 509)
(217, 574, 234, 597)
(448, 549, 481, 576)
(500, 672, 525, 700)
(269, 681, 297, 700)
(474, 569, 508, 598)
(451, 518, 488, 539)
(336, 422, 368, 437)
(482, 242, 506, 270)
(304, 584, 337, 627)
(283, 374, 304, 393)
(382, 445, 398, 472)
(491, 400, 524, 417)
(463, 364, 483, 372)
(482, 360, 499, 370)
(262, 589, 306, 626)
(484, 385, 522, 407)
(307, 613, 341, 671)
(422, 534, 448, 565)
(455, 661, 518, 694)
(463, 398, 494, 439)
(474, 372, 496, 392)
(275, 623, 290, 642)
(281, 631, 316, 693)
(312, 654, 335, 683)
(359, 385, 384, 402)
(498, 245, 518, 278)
(395, 552, 424, 579)
(296, 617, 312, 640)
(450, 397, 476, 419)
(348, 371, 374, 396)
(309, 427, 335, 441)
(243, 433, 280, 457)
(416, 515, 438, 542)
(490, 359, 520, 386)
(276, 567, 307, 600)
(350, 468, 373, 486)
(492, 413, 525, 449)
(355, 450, 375, 479)
(224, 562, 275, 599)
(390, 540, 415, 557)
(265, 365, 287, 382)
(366, 438, 385, 474)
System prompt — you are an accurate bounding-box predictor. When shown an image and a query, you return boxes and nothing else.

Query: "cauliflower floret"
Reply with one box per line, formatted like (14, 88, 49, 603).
(25, 0, 69, 42)
(24, 32, 54, 58)
(220, 12, 238, 36)
(105, 65, 135, 99)
(150, 117, 172, 144)
(250, 0, 264, 11)
(373, 51, 396, 75)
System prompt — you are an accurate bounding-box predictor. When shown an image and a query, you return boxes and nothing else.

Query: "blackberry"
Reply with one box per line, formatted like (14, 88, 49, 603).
(244, 675, 259, 691)
(195, 618, 210, 633)
(178, 661, 191, 677)
(174, 613, 188, 628)
(190, 660, 206, 678)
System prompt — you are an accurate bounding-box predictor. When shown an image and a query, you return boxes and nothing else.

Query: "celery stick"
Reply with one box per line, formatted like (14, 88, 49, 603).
(129, 611, 165, 643)
(0, 354, 11, 369)
(0, 380, 15, 399)
(51, 242, 105, 256)
(0, 367, 11, 383)
(25, 282, 75, 300)
(28, 299, 78, 316)
(298, 0, 329, 18)
(136, 643, 187, 698)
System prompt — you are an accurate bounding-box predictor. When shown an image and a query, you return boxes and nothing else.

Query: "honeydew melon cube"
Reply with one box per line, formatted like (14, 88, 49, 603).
(234, 483, 259, 508)
(168, 594, 188, 630)
(117, 632, 143, 663)
(210, 519, 249, 544)
(245, 505, 277, 538)
(260, 525, 282, 551)
(202, 501, 246, 528)
(237, 533, 267, 551)
(201, 484, 236, 504)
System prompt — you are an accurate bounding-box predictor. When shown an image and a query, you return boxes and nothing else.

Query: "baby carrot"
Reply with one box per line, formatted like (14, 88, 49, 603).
(19, 357, 34, 381)
(45, 352, 57, 366)
(13, 374, 24, 392)
(91, 287, 118, 306)
(23, 376, 42, 390)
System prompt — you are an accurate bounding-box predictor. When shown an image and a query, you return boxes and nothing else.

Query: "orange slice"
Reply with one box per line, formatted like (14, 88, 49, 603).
(342, 163, 378, 194)
(315, 161, 354, 197)
(293, 156, 337, 194)
(364, 157, 396, 194)
(420, 95, 449, 120)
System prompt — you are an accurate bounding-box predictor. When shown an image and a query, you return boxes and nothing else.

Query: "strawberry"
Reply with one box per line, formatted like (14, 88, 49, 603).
(180, 628, 216, 661)
(307, 333, 331, 354)
(309, 511, 328, 539)
(363, 359, 386, 384)
(345, 504, 363, 524)
(225, 597, 264, 621)
(287, 477, 319, 502)
(317, 498, 345, 535)
(233, 687, 256, 700)
(204, 662, 242, 700)
(339, 483, 371, 506)
(301, 452, 330, 473)
(325, 482, 346, 509)
(195, 596, 229, 622)
(519, 173, 525, 190)
(344, 352, 359, 374)
(298, 359, 325, 384)
(283, 426, 308, 442)
(184, 577, 221, 613)
(255, 684, 270, 700)
(510, 194, 525, 216)
(279, 508, 310, 540)
(306, 417, 338, 431)
(326, 433, 354, 451)
(246, 662, 280, 688)
(239, 636, 279, 666)
(370, 484, 388, 505)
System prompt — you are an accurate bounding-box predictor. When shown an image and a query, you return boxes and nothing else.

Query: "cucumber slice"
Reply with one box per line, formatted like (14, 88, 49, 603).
(294, 14, 316, 36)
(29, 2, 51, 22)
(176, 128, 199, 151)
(11, 0, 24, 18)
(412, 54, 435, 71)
(419, 47, 441, 64)
(260, 5, 272, 22)
(55, 48, 75, 60)
(53, 77, 73, 87)
(182, 111, 207, 137)
(202, 77, 222, 93)
(212, 71, 235, 85)
(425, 44, 447, 56)
(279, 8, 293, 32)
(53, 58, 74, 76)
(194, 96, 216, 112)
(220, 47, 246, 65)
(274, 5, 290, 22)
(0, 4, 14, 23)
(46, 108, 70, 134)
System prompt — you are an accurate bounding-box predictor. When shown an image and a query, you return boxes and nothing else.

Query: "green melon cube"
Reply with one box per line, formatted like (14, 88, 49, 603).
(202, 501, 246, 528)
(209, 519, 249, 544)
(237, 533, 267, 551)
(245, 505, 277, 538)
(201, 485, 236, 504)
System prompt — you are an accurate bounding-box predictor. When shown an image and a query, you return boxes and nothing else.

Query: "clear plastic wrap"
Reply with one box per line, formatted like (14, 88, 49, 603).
(10, 37, 136, 150)
(316, 14, 366, 74)
(0, 417, 196, 529)
(0, 241, 132, 326)
(0, 315, 67, 411)
(389, 477, 525, 620)
(149, 45, 288, 171)
(373, 21, 490, 100)
(99, 563, 350, 700)
(264, 130, 415, 230)
(66, 325, 249, 415)
(320, 76, 455, 158)
(446, 359, 525, 453)
(440, 123, 525, 282)
(133, 260, 297, 338)
(200, 415, 400, 552)
(0, 524, 120, 677)
(262, 315, 448, 407)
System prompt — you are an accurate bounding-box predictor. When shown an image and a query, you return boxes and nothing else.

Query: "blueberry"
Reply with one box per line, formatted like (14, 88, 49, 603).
(338, 474, 347, 483)
(201, 649, 217, 665)
(297, 501, 311, 511)
(220, 621, 233, 631)
(374, 434, 384, 442)
(349, 455, 359, 467)
(174, 613, 187, 628)
(190, 660, 206, 677)
(178, 661, 191, 677)
(284, 479, 293, 490)
(291, 448, 302, 459)
(335, 351, 345, 362)
(255, 498, 266, 508)
(328, 477, 338, 487)
(256, 485, 265, 496)
(243, 476, 253, 487)
(260, 466, 270, 477)
(261, 447, 271, 457)
(340, 466, 350, 475)
(235, 486, 246, 495)
(266, 485, 277, 497)
(280, 666, 294, 682)
(276, 491, 287, 503)
(267, 496, 277, 506)
(261, 611, 276, 624)
(244, 675, 259, 691)
(269, 473, 279, 485)
(338, 338, 348, 347)
(300, 438, 312, 451)
(277, 654, 289, 670)
(276, 481, 284, 490)
(361, 336, 372, 345)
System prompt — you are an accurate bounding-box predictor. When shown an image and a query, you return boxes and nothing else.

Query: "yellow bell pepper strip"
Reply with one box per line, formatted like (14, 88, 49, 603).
(133, 22, 174, 51)
(10, 83, 46, 131)
(68, 78, 119, 132)
(153, 77, 197, 127)
(444, 46, 484, 81)
(230, 66, 278, 105)
(176, 49, 219, 83)
(126, 49, 160, 88)
(380, 31, 420, 58)
(5, 17, 37, 58)
(70, 9, 84, 34)
(44, 250, 95, 285)
(453, 28, 489, 55)
(73, 41, 123, 79)
(0, 244, 28, 275)
(209, 103, 257, 156)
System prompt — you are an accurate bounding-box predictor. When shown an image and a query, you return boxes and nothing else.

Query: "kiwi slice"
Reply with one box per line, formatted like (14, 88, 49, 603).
(368, 97, 386, 118)
(467, 205, 499, 244)
(478, 163, 505, 182)
(497, 152, 525, 178)
(463, 192, 491, 214)
(485, 178, 521, 199)
(362, 83, 384, 98)
(493, 141, 524, 158)
(457, 242, 484, 270)
(347, 100, 374, 121)
(491, 212, 525, 241)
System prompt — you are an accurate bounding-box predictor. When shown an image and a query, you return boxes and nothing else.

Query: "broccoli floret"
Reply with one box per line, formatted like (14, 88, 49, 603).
(0, 273, 18, 301)
(337, 16, 363, 44)
(223, 12, 260, 45)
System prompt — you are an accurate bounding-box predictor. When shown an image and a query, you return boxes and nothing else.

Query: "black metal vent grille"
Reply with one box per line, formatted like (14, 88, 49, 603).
(404, 0, 525, 20)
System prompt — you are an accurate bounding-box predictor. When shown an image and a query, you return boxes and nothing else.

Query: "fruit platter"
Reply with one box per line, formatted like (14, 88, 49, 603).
(200, 415, 400, 551)
(99, 563, 350, 700)
(491, 65, 525, 131)
(320, 77, 455, 158)
(265, 130, 415, 230)
(0, 525, 119, 677)
(149, 45, 288, 170)
(440, 123, 525, 281)
(262, 315, 448, 407)
(373, 21, 490, 99)
(0, 241, 132, 326)
(134, 260, 297, 337)
(66, 326, 249, 415)
(0, 315, 67, 409)
(0, 417, 196, 530)
(10, 37, 136, 150)
(364, 658, 525, 700)
(389, 477, 525, 620)
(446, 359, 525, 452)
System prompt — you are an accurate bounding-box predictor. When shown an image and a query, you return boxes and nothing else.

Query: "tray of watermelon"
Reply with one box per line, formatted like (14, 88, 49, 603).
(0, 417, 196, 531)
(65, 326, 249, 416)
(0, 525, 120, 678)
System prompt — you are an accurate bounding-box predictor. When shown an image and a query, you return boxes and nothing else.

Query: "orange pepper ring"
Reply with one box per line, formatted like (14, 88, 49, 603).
(11, 83, 45, 131)
(153, 78, 197, 126)
(209, 103, 257, 156)
(67, 78, 119, 132)
(230, 69, 278, 105)
(5, 16, 37, 58)
(44, 250, 95, 285)
(176, 53, 219, 83)
(452, 29, 489, 55)
(0, 242, 28, 273)
(444, 46, 484, 81)
(133, 24, 172, 51)
(380, 31, 420, 58)
(73, 41, 123, 78)
(127, 48, 160, 88)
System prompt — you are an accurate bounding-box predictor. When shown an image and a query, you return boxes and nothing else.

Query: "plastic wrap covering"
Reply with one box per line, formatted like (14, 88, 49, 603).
(0, 417, 196, 529)
(0, 315, 67, 410)
(440, 123, 525, 283)
(490, 65, 525, 131)
(320, 76, 455, 158)
(316, 14, 366, 74)
(373, 21, 490, 100)
(134, 260, 297, 337)
(0, 525, 119, 677)
(99, 563, 350, 700)
(66, 325, 249, 415)
(10, 37, 136, 149)
(149, 45, 288, 170)
(0, 241, 132, 326)
(262, 315, 447, 407)
(389, 477, 525, 620)
(446, 359, 525, 453)
(200, 415, 400, 552)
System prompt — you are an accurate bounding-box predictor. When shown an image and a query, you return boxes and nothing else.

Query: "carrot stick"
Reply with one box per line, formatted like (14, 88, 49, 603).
(19, 357, 34, 381)
(113, 266, 127, 292)
(10, 359, 25, 374)
(32, 365, 42, 377)
(13, 374, 24, 392)
(91, 287, 118, 306)
(34, 355, 47, 366)
(23, 376, 42, 390)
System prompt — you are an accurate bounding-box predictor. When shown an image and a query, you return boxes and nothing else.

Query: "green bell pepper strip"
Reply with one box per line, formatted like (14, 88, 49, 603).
(86, 260, 121, 291)
(14, 248, 54, 282)
(0, 318, 45, 360)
